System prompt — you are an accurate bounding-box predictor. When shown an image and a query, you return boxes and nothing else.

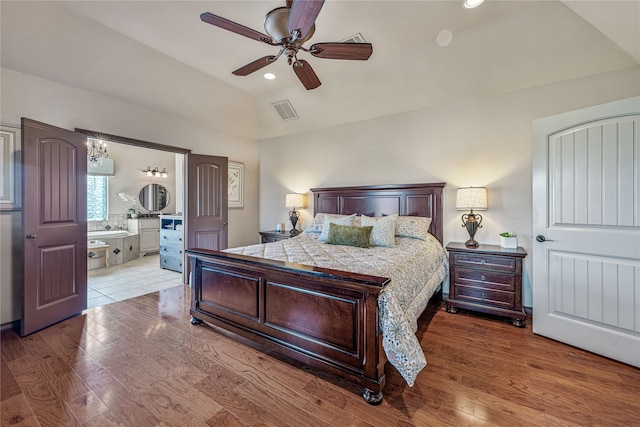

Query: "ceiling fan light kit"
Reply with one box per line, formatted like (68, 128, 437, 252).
(200, 0, 373, 90)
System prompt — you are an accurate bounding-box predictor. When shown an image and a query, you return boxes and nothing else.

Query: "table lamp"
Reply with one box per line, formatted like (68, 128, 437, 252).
(456, 187, 488, 248)
(285, 193, 307, 235)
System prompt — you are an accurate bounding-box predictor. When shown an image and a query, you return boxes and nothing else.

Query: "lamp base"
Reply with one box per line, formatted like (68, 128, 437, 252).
(289, 209, 300, 236)
(461, 211, 483, 249)
(465, 238, 479, 248)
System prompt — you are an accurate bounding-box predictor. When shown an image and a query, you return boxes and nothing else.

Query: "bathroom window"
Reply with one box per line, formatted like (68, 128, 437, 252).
(87, 175, 107, 221)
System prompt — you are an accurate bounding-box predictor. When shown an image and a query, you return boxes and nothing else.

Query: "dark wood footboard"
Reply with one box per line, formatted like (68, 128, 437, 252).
(187, 248, 390, 403)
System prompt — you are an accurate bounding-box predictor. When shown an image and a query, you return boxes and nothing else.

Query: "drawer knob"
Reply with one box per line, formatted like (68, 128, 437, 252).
(480, 275, 486, 281)
(480, 292, 486, 298)
(480, 259, 486, 264)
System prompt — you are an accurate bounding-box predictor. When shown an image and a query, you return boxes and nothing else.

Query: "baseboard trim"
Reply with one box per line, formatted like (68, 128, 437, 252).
(1, 320, 18, 331)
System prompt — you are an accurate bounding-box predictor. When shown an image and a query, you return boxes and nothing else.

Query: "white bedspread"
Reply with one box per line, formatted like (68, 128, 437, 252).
(225, 231, 448, 386)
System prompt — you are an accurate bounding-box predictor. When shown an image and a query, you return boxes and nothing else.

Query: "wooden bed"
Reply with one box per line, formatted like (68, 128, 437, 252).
(187, 183, 445, 403)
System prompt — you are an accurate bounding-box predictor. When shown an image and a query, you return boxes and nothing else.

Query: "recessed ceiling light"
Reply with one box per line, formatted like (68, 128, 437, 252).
(436, 30, 453, 47)
(263, 73, 276, 80)
(463, 0, 485, 9)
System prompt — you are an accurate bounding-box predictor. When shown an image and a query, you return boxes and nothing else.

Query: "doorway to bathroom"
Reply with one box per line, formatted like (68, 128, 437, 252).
(84, 139, 187, 307)
(78, 129, 229, 309)
(21, 121, 228, 335)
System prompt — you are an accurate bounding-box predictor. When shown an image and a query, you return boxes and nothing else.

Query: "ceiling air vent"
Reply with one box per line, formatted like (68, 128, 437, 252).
(271, 99, 299, 120)
(341, 33, 366, 44)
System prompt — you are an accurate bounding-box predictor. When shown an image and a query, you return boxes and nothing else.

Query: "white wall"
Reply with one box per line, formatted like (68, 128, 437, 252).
(0, 67, 260, 325)
(259, 66, 640, 307)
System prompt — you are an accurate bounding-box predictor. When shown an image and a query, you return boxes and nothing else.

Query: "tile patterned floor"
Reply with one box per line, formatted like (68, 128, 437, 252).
(88, 254, 185, 308)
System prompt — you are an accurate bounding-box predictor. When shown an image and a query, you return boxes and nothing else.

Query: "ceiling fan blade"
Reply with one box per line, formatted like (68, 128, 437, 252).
(310, 42, 373, 60)
(232, 56, 278, 76)
(200, 12, 272, 44)
(293, 59, 321, 90)
(288, 0, 325, 40)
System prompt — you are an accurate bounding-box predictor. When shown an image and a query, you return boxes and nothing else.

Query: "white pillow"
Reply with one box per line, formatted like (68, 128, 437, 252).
(395, 216, 432, 241)
(319, 214, 357, 241)
(360, 214, 398, 247)
(306, 213, 327, 233)
(308, 213, 356, 233)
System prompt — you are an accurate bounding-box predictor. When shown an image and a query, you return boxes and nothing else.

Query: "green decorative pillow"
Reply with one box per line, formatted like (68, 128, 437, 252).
(326, 224, 373, 248)
(319, 213, 357, 241)
(360, 214, 398, 247)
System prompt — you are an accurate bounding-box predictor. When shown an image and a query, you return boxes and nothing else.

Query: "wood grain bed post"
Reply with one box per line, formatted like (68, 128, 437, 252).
(362, 290, 385, 404)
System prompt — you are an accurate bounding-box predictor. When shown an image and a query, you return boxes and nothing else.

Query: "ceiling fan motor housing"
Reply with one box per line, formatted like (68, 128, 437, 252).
(264, 7, 315, 44)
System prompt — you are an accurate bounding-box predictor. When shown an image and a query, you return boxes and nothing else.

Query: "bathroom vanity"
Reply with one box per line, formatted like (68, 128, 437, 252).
(127, 217, 160, 255)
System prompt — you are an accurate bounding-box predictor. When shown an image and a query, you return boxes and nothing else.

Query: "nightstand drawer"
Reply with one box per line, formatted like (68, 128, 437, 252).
(453, 269, 515, 292)
(452, 252, 518, 272)
(259, 230, 292, 243)
(454, 285, 515, 310)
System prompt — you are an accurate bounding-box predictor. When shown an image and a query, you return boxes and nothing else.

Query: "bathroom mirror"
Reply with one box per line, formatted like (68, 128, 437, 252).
(138, 184, 169, 212)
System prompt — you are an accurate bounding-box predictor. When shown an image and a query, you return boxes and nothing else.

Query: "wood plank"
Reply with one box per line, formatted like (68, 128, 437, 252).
(0, 330, 28, 362)
(0, 361, 22, 401)
(7, 355, 82, 426)
(1, 290, 639, 426)
(0, 394, 39, 427)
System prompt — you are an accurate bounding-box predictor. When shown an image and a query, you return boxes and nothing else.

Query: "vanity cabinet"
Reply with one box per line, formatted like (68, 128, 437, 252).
(160, 215, 183, 272)
(127, 218, 160, 255)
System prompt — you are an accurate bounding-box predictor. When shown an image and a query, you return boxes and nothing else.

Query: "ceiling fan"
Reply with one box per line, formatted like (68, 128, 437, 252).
(200, 0, 373, 90)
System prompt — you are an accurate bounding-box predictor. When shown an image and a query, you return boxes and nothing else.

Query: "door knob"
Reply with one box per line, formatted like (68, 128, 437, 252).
(536, 235, 553, 242)
(26, 234, 37, 239)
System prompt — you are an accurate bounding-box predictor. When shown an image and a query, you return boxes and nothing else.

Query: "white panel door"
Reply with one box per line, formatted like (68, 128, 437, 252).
(532, 97, 640, 367)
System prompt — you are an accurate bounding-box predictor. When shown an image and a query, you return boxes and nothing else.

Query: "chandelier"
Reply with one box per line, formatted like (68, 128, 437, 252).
(87, 139, 108, 166)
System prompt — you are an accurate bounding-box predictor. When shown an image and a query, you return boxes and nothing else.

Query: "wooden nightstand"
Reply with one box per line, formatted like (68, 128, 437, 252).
(445, 242, 527, 327)
(259, 230, 294, 243)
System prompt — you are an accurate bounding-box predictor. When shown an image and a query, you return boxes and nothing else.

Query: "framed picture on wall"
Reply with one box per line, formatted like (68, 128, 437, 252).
(0, 124, 21, 211)
(228, 161, 244, 208)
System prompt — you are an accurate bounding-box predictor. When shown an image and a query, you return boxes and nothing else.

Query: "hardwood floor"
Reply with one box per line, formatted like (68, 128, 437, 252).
(2, 286, 639, 426)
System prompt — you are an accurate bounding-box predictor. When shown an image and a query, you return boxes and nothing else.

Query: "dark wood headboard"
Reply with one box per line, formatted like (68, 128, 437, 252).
(310, 183, 446, 244)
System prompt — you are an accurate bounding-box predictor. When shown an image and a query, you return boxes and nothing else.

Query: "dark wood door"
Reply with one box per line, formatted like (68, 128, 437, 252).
(21, 118, 87, 336)
(185, 154, 228, 252)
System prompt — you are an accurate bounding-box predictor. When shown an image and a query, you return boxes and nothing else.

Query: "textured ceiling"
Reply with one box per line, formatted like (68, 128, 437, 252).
(1, 1, 638, 140)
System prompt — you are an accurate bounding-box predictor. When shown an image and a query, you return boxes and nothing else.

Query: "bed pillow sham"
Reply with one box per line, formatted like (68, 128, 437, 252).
(319, 214, 357, 241)
(360, 214, 398, 247)
(395, 216, 432, 240)
(307, 213, 354, 234)
(326, 224, 373, 248)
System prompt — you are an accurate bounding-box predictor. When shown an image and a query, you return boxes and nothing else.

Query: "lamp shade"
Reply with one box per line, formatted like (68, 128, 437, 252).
(285, 193, 307, 209)
(456, 187, 488, 210)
